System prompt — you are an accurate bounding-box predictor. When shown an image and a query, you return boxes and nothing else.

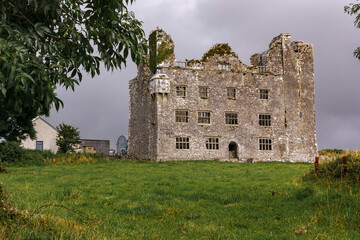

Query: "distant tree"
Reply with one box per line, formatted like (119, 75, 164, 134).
(0, 0, 147, 141)
(345, 1, 360, 60)
(56, 123, 81, 153)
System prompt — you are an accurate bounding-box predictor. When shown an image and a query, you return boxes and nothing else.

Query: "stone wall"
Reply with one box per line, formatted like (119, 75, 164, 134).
(128, 29, 317, 162)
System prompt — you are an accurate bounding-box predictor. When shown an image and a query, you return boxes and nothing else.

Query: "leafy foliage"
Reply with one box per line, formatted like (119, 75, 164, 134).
(56, 123, 81, 153)
(345, 1, 360, 60)
(0, 0, 147, 141)
(0, 141, 25, 163)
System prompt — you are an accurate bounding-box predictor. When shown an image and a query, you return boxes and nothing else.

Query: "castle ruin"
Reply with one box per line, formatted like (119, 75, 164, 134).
(128, 29, 317, 162)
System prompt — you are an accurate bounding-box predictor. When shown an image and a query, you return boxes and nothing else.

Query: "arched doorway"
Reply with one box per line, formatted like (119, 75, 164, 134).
(229, 142, 238, 159)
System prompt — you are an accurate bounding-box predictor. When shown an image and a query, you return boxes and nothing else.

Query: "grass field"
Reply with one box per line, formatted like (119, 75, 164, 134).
(1, 160, 360, 239)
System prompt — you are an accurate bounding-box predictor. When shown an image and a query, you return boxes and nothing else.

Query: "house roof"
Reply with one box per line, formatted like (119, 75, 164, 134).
(33, 116, 58, 132)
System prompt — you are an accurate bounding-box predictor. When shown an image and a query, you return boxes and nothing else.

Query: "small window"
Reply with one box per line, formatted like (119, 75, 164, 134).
(36, 141, 43, 151)
(175, 61, 187, 68)
(175, 110, 189, 123)
(227, 87, 236, 99)
(199, 86, 209, 98)
(206, 137, 219, 150)
(176, 86, 186, 97)
(225, 112, 238, 125)
(218, 64, 230, 71)
(259, 114, 271, 126)
(176, 137, 190, 149)
(260, 89, 269, 99)
(198, 111, 211, 124)
(258, 66, 266, 72)
(259, 138, 272, 151)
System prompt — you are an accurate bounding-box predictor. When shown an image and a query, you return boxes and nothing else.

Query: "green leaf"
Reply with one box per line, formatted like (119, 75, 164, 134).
(22, 72, 35, 83)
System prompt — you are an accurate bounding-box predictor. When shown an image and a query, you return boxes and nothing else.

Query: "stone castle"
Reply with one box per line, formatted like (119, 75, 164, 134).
(128, 29, 317, 162)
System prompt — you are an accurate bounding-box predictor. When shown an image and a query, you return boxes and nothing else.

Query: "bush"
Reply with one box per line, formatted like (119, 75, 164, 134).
(0, 141, 25, 163)
(0, 141, 55, 166)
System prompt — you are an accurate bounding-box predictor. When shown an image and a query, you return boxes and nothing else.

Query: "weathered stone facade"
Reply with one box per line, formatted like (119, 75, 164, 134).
(128, 29, 317, 162)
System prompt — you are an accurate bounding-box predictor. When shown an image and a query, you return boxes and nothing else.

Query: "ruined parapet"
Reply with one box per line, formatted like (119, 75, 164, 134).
(149, 28, 175, 73)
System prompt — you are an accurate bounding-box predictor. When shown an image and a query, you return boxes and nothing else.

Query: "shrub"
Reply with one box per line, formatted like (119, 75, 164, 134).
(0, 141, 25, 163)
(0, 141, 55, 166)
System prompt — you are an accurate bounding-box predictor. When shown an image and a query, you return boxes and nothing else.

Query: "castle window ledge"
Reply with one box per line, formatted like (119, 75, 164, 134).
(198, 123, 212, 126)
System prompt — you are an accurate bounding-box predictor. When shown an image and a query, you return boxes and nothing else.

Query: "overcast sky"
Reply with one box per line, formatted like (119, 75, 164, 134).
(47, 0, 360, 150)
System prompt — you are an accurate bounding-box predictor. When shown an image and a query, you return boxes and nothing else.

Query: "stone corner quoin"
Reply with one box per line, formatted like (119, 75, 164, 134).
(128, 28, 317, 163)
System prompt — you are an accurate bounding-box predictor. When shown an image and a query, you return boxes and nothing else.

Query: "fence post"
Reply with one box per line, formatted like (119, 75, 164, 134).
(342, 156, 348, 177)
(315, 156, 319, 176)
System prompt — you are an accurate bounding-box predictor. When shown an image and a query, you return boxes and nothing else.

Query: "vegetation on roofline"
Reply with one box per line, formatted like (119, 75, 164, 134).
(201, 43, 239, 62)
(157, 42, 174, 64)
(149, 29, 174, 73)
(186, 59, 202, 67)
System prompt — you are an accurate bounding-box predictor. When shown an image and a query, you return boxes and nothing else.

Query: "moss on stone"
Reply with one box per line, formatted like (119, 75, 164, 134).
(157, 41, 174, 64)
(201, 43, 238, 62)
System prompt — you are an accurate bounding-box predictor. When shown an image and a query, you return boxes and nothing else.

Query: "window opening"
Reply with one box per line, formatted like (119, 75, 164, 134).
(176, 86, 186, 97)
(198, 111, 211, 124)
(175, 110, 189, 123)
(225, 112, 238, 125)
(260, 89, 269, 99)
(259, 138, 272, 150)
(259, 114, 271, 126)
(176, 137, 190, 149)
(218, 64, 230, 71)
(227, 87, 236, 99)
(258, 66, 266, 72)
(175, 61, 187, 68)
(199, 86, 209, 98)
(36, 141, 43, 151)
(206, 137, 219, 150)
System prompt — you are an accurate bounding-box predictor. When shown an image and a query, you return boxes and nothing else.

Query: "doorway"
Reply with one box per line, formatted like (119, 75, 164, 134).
(229, 142, 238, 159)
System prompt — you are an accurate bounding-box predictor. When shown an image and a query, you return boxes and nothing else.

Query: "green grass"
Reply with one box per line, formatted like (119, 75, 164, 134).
(1, 160, 360, 239)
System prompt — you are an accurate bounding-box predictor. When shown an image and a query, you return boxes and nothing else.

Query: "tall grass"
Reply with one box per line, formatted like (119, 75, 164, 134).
(304, 150, 360, 184)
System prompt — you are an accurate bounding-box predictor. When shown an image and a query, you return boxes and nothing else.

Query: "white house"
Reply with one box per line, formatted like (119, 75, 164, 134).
(21, 117, 59, 153)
